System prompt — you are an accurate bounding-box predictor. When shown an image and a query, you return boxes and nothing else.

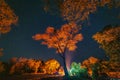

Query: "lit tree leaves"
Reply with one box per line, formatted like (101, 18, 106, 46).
(46, 27, 55, 34)
(43, 0, 120, 24)
(82, 57, 99, 77)
(61, 0, 114, 24)
(9, 57, 62, 75)
(69, 62, 88, 79)
(43, 59, 60, 74)
(9, 57, 43, 74)
(82, 57, 99, 66)
(99, 60, 120, 77)
(93, 25, 120, 44)
(0, 0, 18, 34)
(93, 25, 120, 62)
(33, 22, 83, 54)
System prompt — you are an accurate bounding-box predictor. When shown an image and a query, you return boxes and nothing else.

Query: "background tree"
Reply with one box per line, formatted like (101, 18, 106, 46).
(9, 57, 44, 74)
(82, 56, 99, 78)
(0, 61, 5, 74)
(0, 0, 18, 34)
(33, 22, 83, 77)
(9, 57, 28, 74)
(69, 62, 88, 79)
(9, 57, 18, 65)
(98, 60, 120, 78)
(0, 48, 5, 76)
(60, 0, 110, 24)
(33, 60, 42, 73)
(0, 48, 3, 57)
(25, 58, 35, 73)
(43, 0, 120, 24)
(43, 59, 60, 74)
(93, 25, 120, 62)
(58, 66, 64, 75)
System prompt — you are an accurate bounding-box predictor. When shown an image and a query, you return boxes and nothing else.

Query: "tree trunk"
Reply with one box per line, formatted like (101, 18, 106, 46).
(62, 57, 70, 80)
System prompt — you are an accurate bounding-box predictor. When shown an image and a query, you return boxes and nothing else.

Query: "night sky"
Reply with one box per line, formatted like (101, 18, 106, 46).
(0, 0, 120, 64)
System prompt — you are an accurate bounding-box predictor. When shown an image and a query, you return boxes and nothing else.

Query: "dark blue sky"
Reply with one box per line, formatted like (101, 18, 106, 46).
(0, 0, 120, 63)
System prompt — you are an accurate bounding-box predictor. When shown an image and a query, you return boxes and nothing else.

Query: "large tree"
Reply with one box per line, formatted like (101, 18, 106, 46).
(93, 25, 120, 62)
(33, 22, 83, 77)
(0, 0, 18, 34)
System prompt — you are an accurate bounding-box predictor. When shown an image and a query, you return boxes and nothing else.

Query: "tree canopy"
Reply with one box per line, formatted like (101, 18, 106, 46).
(93, 25, 120, 62)
(43, 0, 120, 24)
(0, 0, 18, 34)
(43, 59, 60, 74)
(33, 22, 83, 55)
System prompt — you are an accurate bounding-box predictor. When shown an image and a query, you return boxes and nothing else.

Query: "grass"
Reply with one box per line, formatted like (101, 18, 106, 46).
(0, 74, 119, 80)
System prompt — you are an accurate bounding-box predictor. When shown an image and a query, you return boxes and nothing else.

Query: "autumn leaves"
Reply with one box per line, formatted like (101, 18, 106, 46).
(32, 0, 120, 76)
(43, 0, 113, 24)
(33, 23, 83, 54)
(32, 0, 117, 55)
(93, 25, 120, 62)
(0, 0, 18, 34)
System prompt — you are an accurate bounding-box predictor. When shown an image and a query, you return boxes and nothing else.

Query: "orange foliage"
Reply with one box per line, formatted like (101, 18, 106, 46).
(43, 59, 60, 74)
(43, 0, 117, 24)
(9, 57, 43, 74)
(33, 22, 83, 54)
(107, 72, 120, 78)
(82, 57, 99, 76)
(0, 0, 18, 34)
(93, 26, 120, 44)
(60, 0, 111, 23)
(93, 25, 120, 62)
(82, 56, 99, 67)
(46, 27, 55, 33)
(58, 66, 65, 76)
(26, 59, 42, 73)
